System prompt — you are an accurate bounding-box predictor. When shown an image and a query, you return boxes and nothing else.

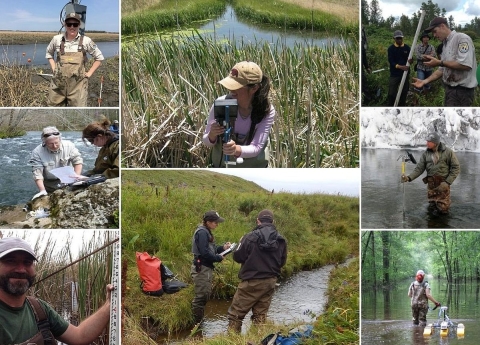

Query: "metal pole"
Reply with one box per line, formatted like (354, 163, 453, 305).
(394, 10, 426, 106)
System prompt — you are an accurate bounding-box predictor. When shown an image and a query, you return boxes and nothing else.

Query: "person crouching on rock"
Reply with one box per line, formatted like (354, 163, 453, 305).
(29, 126, 83, 200)
(79, 117, 119, 179)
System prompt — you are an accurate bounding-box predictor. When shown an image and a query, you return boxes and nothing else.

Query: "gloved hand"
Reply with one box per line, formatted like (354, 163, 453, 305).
(32, 190, 47, 200)
(401, 174, 410, 183)
(437, 181, 449, 192)
(435, 302, 441, 307)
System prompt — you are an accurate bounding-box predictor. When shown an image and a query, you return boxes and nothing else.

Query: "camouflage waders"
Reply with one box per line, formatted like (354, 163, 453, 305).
(48, 36, 88, 107)
(424, 175, 450, 213)
(410, 282, 429, 326)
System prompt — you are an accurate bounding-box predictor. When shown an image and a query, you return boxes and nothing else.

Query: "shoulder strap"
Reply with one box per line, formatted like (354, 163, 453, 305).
(59, 37, 66, 58)
(26, 297, 57, 345)
(78, 35, 88, 64)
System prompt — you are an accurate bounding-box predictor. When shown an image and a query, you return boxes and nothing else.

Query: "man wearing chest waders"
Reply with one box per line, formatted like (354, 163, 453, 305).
(408, 270, 441, 326)
(46, 12, 104, 107)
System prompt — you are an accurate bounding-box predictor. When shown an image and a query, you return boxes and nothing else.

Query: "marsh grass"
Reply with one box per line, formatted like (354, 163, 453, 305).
(121, 170, 359, 334)
(122, 33, 358, 168)
(2, 230, 118, 343)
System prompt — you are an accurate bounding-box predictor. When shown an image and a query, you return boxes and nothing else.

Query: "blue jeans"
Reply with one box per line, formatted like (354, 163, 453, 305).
(416, 69, 433, 90)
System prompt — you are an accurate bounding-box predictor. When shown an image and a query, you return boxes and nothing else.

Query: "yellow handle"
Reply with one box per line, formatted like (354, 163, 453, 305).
(402, 162, 405, 174)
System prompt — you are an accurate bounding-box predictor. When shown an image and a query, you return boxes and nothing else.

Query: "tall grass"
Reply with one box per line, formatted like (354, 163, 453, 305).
(122, 33, 359, 168)
(122, 0, 226, 35)
(2, 230, 118, 344)
(121, 170, 359, 334)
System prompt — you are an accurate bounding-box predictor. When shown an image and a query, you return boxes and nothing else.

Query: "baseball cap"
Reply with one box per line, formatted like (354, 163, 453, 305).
(416, 270, 425, 276)
(218, 61, 263, 90)
(426, 132, 440, 144)
(420, 32, 430, 40)
(65, 12, 81, 23)
(393, 30, 404, 38)
(425, 17, 448, 32)
(203, 210, 225, 223)
(257, 209, 274, 223)
(0, 237, 37, 260)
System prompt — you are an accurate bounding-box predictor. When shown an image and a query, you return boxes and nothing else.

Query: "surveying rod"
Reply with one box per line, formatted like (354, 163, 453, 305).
(109, 238, 120, 345)
(394, 10, 426, 107)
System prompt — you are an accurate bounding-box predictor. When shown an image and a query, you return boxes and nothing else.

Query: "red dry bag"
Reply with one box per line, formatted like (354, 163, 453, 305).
(136, 252, 163, 296)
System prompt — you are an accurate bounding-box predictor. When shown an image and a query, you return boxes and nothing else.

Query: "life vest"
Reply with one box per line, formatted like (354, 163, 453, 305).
(15, 297, 57, 345)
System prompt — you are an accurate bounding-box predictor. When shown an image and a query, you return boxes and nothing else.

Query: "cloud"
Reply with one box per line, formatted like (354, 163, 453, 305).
(11, 9, 56, 24)
(465, 0, 480, 16)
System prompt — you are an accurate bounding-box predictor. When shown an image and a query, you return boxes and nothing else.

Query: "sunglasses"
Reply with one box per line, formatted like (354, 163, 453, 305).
(66, 22, 79, 27)
(43, 132, 60, 138)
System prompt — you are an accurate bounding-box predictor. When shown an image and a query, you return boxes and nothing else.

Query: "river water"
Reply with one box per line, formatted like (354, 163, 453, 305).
(0, 131, 97, 205)
(361, 148, 480, 229)
(158, 264, 335, 343)
(362, 278, 480, 344)
(1, 41, 119, 66)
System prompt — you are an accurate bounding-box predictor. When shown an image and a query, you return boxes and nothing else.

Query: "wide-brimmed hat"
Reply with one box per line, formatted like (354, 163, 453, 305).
(65, 12, 81, 23)
(203, 210, 225, 223)
(425, 17, 448, 32)
(0, 237, 37, 260)
(218, 61, 263, 90)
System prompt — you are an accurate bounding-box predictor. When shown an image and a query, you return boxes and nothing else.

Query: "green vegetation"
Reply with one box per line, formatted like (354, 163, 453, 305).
(122, 0, 357, 35)
(362, 0, 480, 107)
(121, 170, 359, 340)
(4, 230, 117, 345)
(362, 231, 480, 288)
(122, 33, 358, 168)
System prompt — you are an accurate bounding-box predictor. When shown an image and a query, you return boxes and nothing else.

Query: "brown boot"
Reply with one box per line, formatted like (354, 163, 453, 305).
(228, 318, 242, 333)
(192, 308, 204, 325)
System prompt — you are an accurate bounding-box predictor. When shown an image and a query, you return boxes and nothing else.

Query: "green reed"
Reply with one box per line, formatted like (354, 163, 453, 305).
(122, 33, 359, 168)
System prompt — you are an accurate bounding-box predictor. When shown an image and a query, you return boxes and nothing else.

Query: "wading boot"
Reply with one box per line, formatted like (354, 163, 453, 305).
(192, 307, 204, 325)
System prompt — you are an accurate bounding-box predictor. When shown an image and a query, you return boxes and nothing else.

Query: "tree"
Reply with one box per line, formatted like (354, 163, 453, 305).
(361, 0, 370, 25)
(369, 0, 383, 25)
(448, 15, 455, 29)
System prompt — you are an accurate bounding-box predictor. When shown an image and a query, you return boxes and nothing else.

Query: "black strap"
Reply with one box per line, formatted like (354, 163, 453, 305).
(26, 297, 57, 345)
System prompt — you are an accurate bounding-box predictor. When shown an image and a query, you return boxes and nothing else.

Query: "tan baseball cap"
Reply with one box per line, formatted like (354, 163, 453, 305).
(65, 12, 81, 23)
(218, 61, 263, 90)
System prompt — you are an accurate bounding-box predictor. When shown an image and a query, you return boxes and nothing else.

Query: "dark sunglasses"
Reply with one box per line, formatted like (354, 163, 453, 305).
(86, 137, 96, 144)
(66, 22, 79, 27)
(43, 132, 60, 138)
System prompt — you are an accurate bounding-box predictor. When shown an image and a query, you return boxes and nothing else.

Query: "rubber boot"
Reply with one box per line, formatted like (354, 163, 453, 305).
(192, 307, 204, 325)
(228, 319, 242, 333)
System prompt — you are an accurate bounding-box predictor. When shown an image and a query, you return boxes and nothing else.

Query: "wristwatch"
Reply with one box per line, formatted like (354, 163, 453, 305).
(440, 60, 444, 67)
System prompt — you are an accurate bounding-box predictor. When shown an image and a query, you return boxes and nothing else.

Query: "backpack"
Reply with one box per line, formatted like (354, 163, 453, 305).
(261, 325, 314, 345)
(136, 252, 164, 296)
(136, 252, 188, 296)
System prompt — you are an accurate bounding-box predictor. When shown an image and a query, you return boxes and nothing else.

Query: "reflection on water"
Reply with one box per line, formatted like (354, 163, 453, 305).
(0, 132, 97, 205)
(362, 278, 480, 344)
(361, 148, 480, 229)
(1, 41, 119, 66)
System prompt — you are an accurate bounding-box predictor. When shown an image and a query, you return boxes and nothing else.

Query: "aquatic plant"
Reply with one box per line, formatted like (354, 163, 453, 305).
(121, 32, 359, 168)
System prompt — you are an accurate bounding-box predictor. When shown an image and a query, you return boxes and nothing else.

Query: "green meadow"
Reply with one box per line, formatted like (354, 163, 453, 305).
(121, 170, 359, 344)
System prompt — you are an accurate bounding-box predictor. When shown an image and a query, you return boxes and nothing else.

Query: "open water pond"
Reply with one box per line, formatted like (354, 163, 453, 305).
(123, 6, 345, 48)
(362, 278, 480, 344)
(361, 148, 480, 229)
(0, 132, 97, 205)
(1, 41, 119, 66)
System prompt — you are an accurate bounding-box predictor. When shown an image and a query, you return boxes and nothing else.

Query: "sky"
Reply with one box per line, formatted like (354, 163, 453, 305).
(210, 169, 360, 197)
(0, 0, 119, 32)
(376, 0, 480, 27)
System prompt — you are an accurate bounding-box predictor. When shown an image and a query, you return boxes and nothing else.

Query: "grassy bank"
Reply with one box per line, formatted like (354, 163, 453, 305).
(0, 31, 119, 45)
(121, 170, 359, 337)
(122, 34, 358, 168)
(121, 0, 356, 35)
(0, 55, 119, 107)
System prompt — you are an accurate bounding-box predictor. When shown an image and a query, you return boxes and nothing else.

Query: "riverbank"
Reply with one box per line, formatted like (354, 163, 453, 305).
(0, 55, 119, 107)
(121, 170, 359, 340)
(121, 0, 357, 35)
(0, 31, 119, 45)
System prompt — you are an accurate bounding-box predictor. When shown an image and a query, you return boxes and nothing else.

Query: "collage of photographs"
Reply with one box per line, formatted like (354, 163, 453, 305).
(0, 0, 478, 344)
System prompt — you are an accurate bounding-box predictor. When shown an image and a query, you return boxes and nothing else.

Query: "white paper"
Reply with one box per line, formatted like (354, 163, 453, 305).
(49, 166, 76, 183)
(220, 242, 237, 256)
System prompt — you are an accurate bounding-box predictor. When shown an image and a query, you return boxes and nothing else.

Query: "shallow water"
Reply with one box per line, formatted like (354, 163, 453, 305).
(0, 131, 97, 205)
(361, 148, 480, 229)
(1, 41, 119, 66)
(362, 278, 480, 344)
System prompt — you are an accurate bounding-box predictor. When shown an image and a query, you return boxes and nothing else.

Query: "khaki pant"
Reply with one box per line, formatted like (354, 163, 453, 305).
(48, 52, 88, 107)
(191, 264, 213, 323)
(227, 277, 277, 333)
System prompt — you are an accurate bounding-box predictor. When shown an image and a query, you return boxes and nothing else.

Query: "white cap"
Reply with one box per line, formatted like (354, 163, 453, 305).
(0, 237, 37, 260)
